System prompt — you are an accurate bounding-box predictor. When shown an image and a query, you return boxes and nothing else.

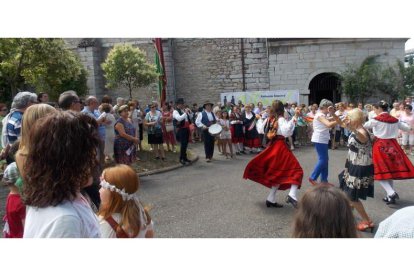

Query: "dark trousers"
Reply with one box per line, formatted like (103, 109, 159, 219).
(202, 129, 215, 159)
(177, 127, 189, 161)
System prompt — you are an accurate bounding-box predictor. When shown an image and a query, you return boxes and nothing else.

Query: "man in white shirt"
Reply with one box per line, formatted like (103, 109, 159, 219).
(173, 98, 191, 165)
(196, 100, 217, 162)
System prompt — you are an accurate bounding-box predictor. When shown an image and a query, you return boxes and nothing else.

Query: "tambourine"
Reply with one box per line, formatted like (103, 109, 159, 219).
(208, 123, 223, 137)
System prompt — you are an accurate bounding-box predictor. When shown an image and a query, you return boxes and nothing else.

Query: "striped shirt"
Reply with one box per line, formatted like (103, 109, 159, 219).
(6, 111, 23, 144)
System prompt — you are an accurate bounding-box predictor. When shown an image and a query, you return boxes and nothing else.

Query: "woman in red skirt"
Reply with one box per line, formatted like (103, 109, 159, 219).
(243, 100, 303, 208)
(229, 105, 245, 154)
(363, 100, 414, 205)
(242, 103, 262, 153)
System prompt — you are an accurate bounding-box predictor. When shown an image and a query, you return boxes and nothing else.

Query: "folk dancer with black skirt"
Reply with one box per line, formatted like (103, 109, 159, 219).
(242, 103, 262, 154)
(333, 108, 375, 232)
(229, 105, 245, 155)
(173, 98, 191, 165)
(196, 100, 217, 162)
(243, 100, 303, 208)
(363, 100, 414, 205)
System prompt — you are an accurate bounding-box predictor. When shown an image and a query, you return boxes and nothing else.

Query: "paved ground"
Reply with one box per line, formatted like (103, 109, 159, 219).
(1, 142, 413, 238)
(139, 142, 414, 238)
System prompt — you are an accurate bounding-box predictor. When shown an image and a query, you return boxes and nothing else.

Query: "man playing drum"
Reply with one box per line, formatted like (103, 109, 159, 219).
(196, 100, 217, 162)
(173, 98, 192, 165)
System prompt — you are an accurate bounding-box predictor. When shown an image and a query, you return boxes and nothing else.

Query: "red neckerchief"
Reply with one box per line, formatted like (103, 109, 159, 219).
(374, 112, 398, 124)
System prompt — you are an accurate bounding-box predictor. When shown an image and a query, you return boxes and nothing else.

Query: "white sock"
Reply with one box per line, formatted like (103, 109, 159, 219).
(288, 185, 298, 200)
(379, 180, 395, 196)
(266, 185, 280, 203)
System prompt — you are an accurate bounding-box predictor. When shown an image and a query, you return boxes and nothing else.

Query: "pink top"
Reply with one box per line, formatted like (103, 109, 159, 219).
(399, 112, 414, 134)
(306, 111, 317, 118)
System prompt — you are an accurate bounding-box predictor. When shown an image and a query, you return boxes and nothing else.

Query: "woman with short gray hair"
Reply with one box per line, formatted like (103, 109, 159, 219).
(309, 99, 340, 186)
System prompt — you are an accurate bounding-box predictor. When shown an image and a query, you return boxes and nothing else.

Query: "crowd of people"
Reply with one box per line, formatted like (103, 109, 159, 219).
(1, 90, 414, 238)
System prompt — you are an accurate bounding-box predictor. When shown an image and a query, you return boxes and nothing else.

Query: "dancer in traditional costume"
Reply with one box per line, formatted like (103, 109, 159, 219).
(334, 108, 375, 232)
(195, 100, 217, 162)
(363, 101, 414, 205)
(229, 105, 245, 155)
(243, 100, 303, 208)
(242, 104, 261, 153)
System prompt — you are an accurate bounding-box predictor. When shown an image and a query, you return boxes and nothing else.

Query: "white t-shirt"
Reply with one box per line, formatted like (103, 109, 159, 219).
(311, 112, 331, 144)
(24, 194, 101, 238)
(99, 209, 153, 238)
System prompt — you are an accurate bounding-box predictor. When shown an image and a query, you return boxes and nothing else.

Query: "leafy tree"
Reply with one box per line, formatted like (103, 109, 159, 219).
(396, 60, 414, 99)
(0, 38, 87, 102)
(341, 55, 414, 104)
(341, 55, 381, 104)
(101, 44, 157, 100)
(58, 67, 89, 97)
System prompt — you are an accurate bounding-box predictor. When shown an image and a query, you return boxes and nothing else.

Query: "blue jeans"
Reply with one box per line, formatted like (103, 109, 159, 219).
(310, 142, 329, 182)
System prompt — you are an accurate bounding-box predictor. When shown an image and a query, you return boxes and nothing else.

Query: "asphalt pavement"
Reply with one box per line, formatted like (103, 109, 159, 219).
(139, 142, 414, 238)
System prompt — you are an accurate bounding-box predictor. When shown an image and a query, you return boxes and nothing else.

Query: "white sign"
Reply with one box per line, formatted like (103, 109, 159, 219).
(220, 90, 300, 107)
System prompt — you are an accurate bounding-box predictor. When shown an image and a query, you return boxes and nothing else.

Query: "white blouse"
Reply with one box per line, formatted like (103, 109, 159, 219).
(311, 112, 330, 144)
(263, 116, 296, 138)
(363, 112, 410, 139)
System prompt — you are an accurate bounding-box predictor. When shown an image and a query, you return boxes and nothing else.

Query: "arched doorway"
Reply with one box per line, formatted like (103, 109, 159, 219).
(308, 73, 341, 105)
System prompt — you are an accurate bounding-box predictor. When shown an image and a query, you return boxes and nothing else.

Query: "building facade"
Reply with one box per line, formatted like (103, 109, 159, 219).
(64, 38, 407, 105)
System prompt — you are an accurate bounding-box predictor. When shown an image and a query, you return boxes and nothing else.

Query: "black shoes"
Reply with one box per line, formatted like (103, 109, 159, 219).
(383, 192, 399, 205)
(286, 195, 298, 209)
(240, 151, 246, 154)
(179, 159, 191, 165)
(266, 200, 283, 208)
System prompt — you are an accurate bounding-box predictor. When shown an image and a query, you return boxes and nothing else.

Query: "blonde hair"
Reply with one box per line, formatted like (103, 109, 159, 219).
(347, 108, 364, 125)
(98, 165, 151, 238)
(18, 104, 56, 155)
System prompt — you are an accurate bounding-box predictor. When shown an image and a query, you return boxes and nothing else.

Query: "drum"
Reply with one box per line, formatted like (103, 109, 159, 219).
(208, 123, 223, 137)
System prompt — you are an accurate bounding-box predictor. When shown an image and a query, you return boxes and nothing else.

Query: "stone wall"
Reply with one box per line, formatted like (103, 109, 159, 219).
(267, 38, 407, 104)
(172, 38, 269, 105)
(64, 38, 408, 106)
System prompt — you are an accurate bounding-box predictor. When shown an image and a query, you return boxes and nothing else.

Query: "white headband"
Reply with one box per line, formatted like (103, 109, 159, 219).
(100, 179, 136, 201)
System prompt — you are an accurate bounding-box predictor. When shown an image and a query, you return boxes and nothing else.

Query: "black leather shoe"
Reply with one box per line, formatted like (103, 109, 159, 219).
(386, 193, 399, 205)
(286, 195, 298, 209)
(266, 200, 283, 208)
(183, 158, 191, 163)
(179, 159, 186, 165)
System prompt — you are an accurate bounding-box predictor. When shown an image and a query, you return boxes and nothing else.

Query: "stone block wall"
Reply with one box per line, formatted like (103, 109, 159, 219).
(64, 38, 408, 106)
(172, 38, 269, 105)
(268, 38, 407, 103)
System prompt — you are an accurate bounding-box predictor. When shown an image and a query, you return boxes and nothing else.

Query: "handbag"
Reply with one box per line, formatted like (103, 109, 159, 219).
(165, 123, 174, 132)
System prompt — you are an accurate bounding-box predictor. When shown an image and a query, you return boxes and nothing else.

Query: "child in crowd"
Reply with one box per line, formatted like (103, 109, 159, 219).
(98, 165, 154, 238)
(2, 140, 25, 238)
(219, 110, 233, 158)
(2, 162, 25, 238)
(292, 185, 357, 238)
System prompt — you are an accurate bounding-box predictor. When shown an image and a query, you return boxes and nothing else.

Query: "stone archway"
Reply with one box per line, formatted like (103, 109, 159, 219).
(308, 72, 341, 105)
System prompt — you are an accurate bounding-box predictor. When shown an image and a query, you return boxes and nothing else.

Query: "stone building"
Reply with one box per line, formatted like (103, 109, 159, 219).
(64, 38, 407, 105)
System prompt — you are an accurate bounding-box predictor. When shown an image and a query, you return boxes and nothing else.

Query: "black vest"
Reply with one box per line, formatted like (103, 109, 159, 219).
(173, 109, 186, 128)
